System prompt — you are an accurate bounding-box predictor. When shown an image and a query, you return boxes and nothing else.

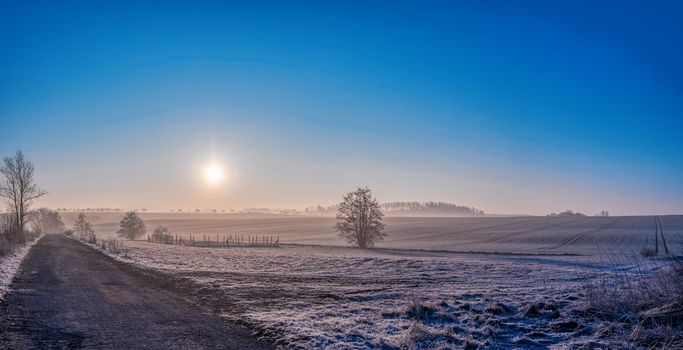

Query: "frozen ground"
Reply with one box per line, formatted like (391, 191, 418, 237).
(64, 213, 683, 255)
(0, 238, 41, 300)
(94, 240, 670, 349)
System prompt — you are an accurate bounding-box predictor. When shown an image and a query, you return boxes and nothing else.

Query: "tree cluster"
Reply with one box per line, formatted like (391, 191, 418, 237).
(32, 208, 66, 234)
(73, 213, 96, 243)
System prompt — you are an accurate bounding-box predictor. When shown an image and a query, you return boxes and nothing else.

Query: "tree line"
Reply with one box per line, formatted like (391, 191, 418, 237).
(306, 201, 484, 216)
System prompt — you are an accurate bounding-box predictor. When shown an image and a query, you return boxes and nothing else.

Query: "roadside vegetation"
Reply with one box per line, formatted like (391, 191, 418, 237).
(0, 149, 51, 299)
(0, 150, 46, 256)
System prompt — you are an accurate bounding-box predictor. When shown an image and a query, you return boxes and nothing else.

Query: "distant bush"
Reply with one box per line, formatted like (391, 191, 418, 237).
(640, 247, 657, 258)
(63, 229, 74, 236)
(151, 225, 173, 244)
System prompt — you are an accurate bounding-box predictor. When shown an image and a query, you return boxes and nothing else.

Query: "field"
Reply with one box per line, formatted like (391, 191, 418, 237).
(63, 213, 683, 255)
(66, 213, 683, 348)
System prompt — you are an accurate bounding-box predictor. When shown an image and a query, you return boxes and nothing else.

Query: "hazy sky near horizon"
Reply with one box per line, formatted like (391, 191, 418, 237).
(1, 1, 682, 215)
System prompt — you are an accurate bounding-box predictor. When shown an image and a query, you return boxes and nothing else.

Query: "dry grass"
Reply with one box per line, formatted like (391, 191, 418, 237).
(582, 255, 683, 348)
(0, 226, 41, 257)
(98, 237, 127, 256)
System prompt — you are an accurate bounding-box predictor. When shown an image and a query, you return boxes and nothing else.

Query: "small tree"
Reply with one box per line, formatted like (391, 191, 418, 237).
(73, 213, 96, 243)
(117, 211, 146, 240)
(32, 208, 66, 234)
(0, 150, 47, 243)
(334, 187, 385, 248)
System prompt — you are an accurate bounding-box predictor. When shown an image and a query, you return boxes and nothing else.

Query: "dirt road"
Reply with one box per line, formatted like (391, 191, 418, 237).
(0, 234, 272, 349)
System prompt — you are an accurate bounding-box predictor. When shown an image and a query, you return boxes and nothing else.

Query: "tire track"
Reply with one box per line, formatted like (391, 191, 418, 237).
(482, 218, 583, 244)
(388, 217, 533, 242)
(654, 216, 659, 254)
(546, 217, 623, 250)
(656, 216, 669, 254)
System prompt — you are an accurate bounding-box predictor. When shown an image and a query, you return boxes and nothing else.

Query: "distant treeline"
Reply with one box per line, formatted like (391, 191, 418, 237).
(305, 201, 484, 217)
(547, 210, 586, 217)
(56, 208, 128, 213)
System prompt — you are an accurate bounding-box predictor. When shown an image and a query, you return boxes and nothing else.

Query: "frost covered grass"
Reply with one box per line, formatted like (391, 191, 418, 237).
(0, 235, 42, 300)
(90, 240, 661, 348)
(581, 256, 683, 348)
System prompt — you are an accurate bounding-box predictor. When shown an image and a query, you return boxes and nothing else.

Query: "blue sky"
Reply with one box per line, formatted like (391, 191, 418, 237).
(1, 1, 681, 215)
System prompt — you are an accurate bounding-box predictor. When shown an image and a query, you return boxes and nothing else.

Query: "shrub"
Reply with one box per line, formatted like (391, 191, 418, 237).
(102, 237, 125, 255)
(640, 247, 656, 258)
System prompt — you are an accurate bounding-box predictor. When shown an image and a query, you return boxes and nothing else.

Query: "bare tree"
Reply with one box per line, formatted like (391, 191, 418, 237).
(32, 208, 66, 234)
(0, 150, 47, 243)
(73, 213, 95, 243)
(334, 187, 385, 248)
(117, 211, 146, 240)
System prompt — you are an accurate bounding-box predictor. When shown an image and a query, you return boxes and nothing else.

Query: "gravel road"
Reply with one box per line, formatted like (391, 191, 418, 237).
(0, 234, 272, 349)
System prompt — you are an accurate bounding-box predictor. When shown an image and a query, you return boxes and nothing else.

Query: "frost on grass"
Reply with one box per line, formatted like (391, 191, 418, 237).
(90, 240, 645, 349)
(0, 237, 41, 300)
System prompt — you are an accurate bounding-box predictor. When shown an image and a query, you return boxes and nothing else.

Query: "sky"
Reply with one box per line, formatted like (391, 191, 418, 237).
(1, 1, 681, 215)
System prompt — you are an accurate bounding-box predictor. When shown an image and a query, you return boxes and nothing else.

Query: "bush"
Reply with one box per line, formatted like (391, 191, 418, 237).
(640, 247, 657, 258)
(63, 229, 74, 236)
(403, 299, 436, 321)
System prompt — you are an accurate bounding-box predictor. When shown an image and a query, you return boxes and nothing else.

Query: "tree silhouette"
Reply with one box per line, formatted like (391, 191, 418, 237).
(334, 187, 385, 248)
(117, 211, 146, 240)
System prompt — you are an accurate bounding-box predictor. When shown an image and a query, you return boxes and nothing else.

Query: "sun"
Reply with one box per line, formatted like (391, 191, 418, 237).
(204, 163, 224, 184)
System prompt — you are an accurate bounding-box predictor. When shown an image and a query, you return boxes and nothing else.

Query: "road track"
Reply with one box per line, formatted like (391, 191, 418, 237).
(0, 234, 272, 349)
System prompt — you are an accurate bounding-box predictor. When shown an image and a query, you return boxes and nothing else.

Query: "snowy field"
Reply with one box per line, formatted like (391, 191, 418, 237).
(64, 213, 682, 348)
(65, 213, 683, 255)
(95, 240, 673, 349)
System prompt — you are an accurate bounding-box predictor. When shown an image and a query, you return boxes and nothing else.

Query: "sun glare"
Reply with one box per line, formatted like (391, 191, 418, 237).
(204, 163, 224, 184)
